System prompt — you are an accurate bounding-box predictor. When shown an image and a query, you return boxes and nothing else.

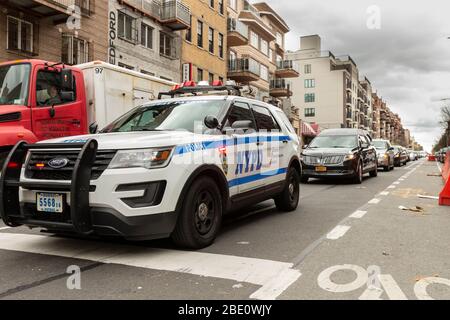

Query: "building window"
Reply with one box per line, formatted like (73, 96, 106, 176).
(118, 62, 134, 70)
(209, 72, 214, 83)
(160, 32, 176, 58)
(304, 93, 315, 103)
(160, 76, 173, 81)
(185, 15, 192, 42)
(140, 70, 155, 76)
(304, 108, 315, 117)
(261, 39, 268, 56)
(218, 0, 224, 14)
(260, 65, 268, 82)
(305, 79, 315, 88)
(228, 0, 237, 10)
(7, 16, 33, 53)
(304, 64, 311, 74)
(276, 32, 283, 47)
(250, 31, 259, 49)
(197, 68, 204, 82)
(218, 33, 224, 58)
(197, 20, 203, 48)
(208, 27, 214, 54)
(118, 11, 136, 43)
(62, 34, 89, 65)
(141, 23, 153, 49)
(209, 0, 214, 8)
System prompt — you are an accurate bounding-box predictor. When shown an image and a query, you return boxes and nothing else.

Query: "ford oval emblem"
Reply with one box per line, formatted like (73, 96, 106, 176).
(48, 157, 69, 169)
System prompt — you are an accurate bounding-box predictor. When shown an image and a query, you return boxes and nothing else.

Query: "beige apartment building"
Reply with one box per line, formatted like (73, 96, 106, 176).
(181, 0, 227, 83)
(226, 0, 299, 129)
(0, 0, 108, 64)
(287, 35, 375, 133)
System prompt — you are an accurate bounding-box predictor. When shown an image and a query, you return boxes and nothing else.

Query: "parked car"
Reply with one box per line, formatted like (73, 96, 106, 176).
(392, 146, 408, 166)
(300, 129, 378, 184)
(408, 150, 418, 161)
(372, 139, 395, 171)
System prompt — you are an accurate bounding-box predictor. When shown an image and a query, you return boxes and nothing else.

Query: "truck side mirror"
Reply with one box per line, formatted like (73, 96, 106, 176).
(61, 68, 74, 91)
(89, 122, 98, 134)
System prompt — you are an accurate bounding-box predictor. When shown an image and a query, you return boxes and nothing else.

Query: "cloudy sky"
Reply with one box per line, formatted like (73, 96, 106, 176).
(267, 0, 450, 151)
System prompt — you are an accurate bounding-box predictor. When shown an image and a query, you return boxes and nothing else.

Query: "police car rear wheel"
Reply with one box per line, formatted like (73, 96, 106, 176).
(274, 168, 300, 212)
(171, 176, 222, 249)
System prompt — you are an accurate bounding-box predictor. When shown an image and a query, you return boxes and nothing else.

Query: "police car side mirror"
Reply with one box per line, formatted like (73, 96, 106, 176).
(204, 115, 219, 129)
(89, 122, 99, 134)
(231, 120, 252, 131)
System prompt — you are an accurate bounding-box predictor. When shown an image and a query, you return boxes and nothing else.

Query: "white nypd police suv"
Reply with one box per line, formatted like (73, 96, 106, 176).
(0, 83, 301, 249)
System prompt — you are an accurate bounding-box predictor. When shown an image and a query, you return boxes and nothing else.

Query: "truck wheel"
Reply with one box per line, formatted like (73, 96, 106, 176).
(171, 176, 222, 249)
(274, 167, 300, 212)
(0, 150, 9, 173)
(300, 176, 309, 184)
(383, 166, 389, 172)
(353, 162, 363, 184)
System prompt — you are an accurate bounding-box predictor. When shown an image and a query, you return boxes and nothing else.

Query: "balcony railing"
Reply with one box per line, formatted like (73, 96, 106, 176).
(124, 0, 161, 19)
(227, 18, 248, 38)
(275, 60, 299, 78)
(160, 0, 191, 29)
(228, 58, 260, 75)
(270, 79, 292, 90)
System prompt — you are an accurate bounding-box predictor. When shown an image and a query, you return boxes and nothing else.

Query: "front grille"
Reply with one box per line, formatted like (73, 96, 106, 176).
(322, 155, 345, 164)
(25, 150, 116, 180)
(303, 155, 345, 165)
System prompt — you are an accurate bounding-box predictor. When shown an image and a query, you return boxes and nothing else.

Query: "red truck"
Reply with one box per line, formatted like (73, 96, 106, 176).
(0, 59, 175, 170)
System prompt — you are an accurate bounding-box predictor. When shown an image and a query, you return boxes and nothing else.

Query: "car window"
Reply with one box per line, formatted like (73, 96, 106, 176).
(276, 109, 295, 134)
(251, 105, 281, 132)
(223, 101, 256, 130)
(36, 70, 76, 107)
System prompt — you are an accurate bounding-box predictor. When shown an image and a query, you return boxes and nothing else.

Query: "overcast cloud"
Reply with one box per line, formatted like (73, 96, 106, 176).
(266, 0, 450, 151)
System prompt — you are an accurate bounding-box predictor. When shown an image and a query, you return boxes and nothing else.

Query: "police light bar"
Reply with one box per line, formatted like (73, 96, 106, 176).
(158, 80, 242, 99)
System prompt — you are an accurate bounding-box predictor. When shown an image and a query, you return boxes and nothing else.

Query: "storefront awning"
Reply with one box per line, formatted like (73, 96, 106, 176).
(301, 121, 317, 137)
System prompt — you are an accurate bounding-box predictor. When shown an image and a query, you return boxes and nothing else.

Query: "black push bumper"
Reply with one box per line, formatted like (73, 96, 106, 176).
(0, 140, 177, 240)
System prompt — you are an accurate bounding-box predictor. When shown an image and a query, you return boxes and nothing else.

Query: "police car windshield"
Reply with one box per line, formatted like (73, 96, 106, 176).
(309, 135, 358, 149)
(101, 100, 225, 133)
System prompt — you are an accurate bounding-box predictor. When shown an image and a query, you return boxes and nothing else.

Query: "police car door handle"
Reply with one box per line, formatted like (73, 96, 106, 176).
(257, 142, 264, 146)
(282, 140, 289, 144)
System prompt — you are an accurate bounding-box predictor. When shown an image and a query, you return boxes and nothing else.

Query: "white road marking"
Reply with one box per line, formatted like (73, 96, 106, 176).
(436, 161, 443, 174)
(368, 198, 381, 204)
(414, 277, 450, 300)
(0, 227, 11, 231)
(380, 191, 390, 196)
(387, 185, 396, 189)
(0, 233, 301, 300)
(378, 274, 408, 300)
(393, 181, 400, 185)
(326, 225, 351, 240)
(349, 210, 368, 219)
(318, 264, 368, 293)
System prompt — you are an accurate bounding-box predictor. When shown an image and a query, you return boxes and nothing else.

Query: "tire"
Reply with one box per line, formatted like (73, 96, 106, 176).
(383, 166, 389, 172)
(370, 166, 378, 177)
(300, 175, 309, 184)
(353, 162, 363, 184)
(275, 168, 300, 212)
(171, 176, 222, 249)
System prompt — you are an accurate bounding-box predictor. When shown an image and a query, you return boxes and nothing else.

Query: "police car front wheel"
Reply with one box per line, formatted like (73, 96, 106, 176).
(171, 176, 222, 249)
(274, 168, 300, 212)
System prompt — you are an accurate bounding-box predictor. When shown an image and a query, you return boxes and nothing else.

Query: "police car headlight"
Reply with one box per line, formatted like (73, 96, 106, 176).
(108, 148, 173, 169)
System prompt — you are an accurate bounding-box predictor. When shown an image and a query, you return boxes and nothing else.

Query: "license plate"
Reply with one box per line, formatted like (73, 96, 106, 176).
(315, 166, 327, 172)
(36, 193, 63, 213)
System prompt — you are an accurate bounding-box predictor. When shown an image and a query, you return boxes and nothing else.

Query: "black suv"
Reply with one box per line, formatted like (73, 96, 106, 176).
(301, 129, 378, 184)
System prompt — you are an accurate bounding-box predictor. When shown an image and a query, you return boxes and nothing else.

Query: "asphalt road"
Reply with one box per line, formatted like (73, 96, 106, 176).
(0, 159, 448, 300)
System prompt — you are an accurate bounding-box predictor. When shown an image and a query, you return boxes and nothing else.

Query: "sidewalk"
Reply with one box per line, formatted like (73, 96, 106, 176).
(280, 160, 450, 300)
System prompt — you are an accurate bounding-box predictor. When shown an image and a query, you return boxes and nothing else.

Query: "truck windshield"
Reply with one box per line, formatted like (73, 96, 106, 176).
(309, 135, 358, 149)
(0, 63, 31, 106)
(101, 100, 226, 133)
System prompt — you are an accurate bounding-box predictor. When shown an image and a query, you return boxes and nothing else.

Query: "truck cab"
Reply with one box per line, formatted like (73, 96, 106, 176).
(0, 60, 88, 169)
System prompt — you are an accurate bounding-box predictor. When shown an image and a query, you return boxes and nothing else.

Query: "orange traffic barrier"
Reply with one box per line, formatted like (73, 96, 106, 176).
(439, 151, 450, 206)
